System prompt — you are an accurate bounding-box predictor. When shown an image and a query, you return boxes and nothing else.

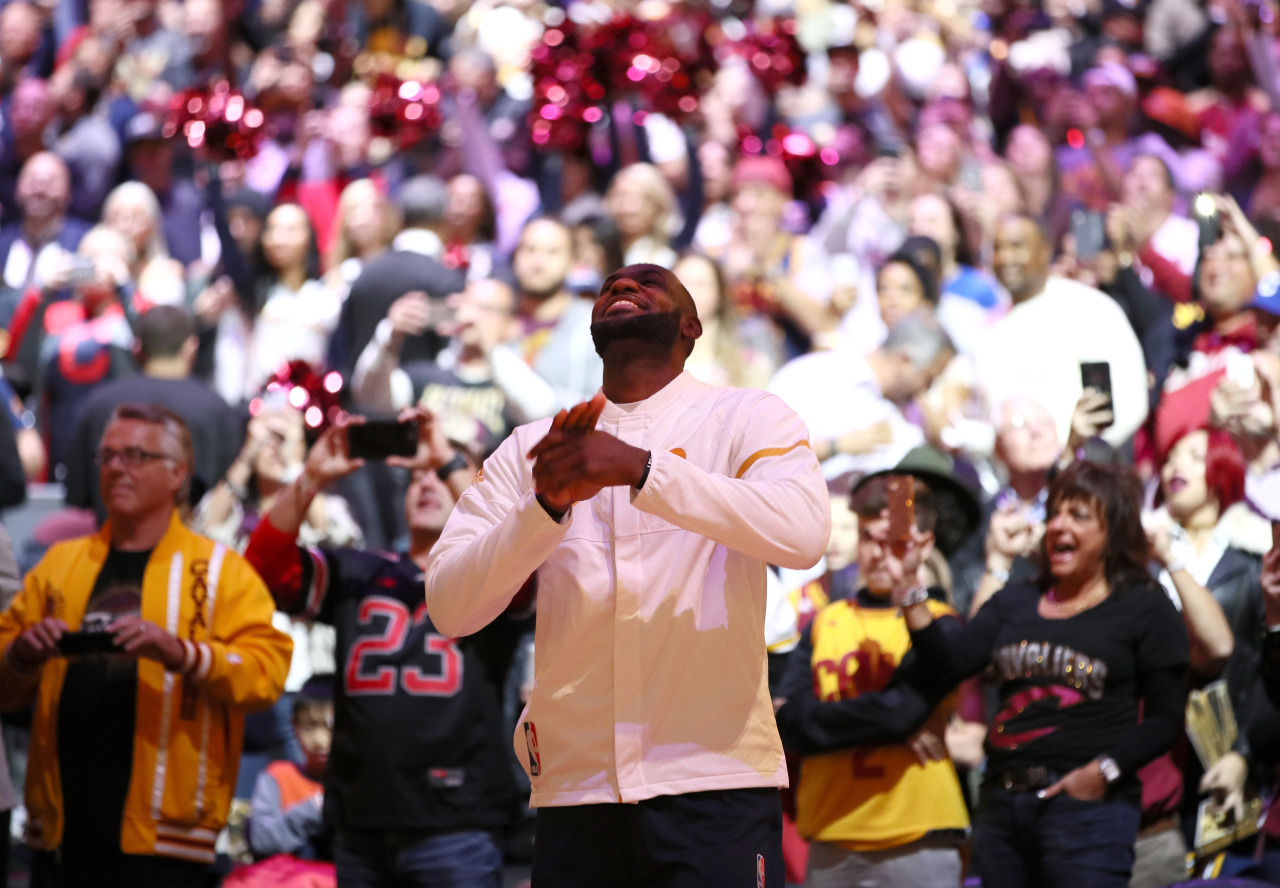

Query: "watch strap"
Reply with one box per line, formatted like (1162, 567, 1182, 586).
(900, 586, 930, 608)
(435, 451, 469, 481)
(1097, 755, 1121, 784)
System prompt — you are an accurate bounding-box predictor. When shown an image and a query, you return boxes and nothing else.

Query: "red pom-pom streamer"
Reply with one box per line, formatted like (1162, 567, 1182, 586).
(168, 82, 267, 161)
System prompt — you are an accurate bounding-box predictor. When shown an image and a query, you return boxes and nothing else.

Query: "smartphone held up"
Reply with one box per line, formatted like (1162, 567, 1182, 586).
(1080, 361, 1115, 430)
(347, 418, 419, 461)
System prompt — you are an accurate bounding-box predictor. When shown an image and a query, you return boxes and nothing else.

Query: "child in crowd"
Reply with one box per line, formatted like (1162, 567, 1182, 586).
(247, 675, 334, 862)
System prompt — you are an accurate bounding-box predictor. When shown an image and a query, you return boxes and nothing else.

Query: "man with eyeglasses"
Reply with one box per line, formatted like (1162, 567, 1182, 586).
(0, 403, 292, 888)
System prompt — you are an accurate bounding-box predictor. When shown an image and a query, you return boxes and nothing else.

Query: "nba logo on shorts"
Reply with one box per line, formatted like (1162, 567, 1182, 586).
(756, 853, 764, 888)
(524, 722, 541, 776)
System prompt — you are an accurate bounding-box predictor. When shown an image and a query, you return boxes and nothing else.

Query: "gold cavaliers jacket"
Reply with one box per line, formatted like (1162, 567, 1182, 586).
(0, 511, 292, 864)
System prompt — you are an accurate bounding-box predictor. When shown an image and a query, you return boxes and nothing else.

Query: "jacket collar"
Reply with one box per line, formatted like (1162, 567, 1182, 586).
(600, 371, 703, 420)
(95, 509, 188, 560)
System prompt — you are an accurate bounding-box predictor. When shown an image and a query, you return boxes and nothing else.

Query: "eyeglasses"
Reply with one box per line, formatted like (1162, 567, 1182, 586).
(95, 447, 175, 468)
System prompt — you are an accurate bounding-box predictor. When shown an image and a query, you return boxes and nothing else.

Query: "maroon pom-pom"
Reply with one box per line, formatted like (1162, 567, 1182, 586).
(169, 82, 267, 161)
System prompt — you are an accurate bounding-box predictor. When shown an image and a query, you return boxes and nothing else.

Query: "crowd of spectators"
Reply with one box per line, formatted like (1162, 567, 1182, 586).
(1, 0, 1280, 883)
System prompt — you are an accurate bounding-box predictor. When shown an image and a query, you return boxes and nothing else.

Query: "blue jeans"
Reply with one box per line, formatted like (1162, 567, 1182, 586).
(975, 785, 1140, 888)
(333, 828, 502, 888)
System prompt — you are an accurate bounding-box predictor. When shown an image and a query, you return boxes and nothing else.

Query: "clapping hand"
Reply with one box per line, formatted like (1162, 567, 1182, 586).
(528, 394, 647, 511)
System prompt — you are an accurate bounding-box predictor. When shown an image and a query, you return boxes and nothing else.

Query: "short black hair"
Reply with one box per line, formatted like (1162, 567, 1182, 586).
(293, 673, 336, 718)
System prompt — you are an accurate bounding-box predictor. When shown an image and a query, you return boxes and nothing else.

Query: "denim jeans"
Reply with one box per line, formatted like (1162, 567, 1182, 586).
(333, 827, 502, 888)
(974, 785, 1140, 888)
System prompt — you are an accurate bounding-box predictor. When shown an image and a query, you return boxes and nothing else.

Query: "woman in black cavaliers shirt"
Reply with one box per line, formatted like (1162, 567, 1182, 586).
(901, 460, 1189, 888)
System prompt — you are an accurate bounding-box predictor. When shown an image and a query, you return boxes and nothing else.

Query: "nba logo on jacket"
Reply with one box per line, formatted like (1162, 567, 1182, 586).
(524, 721, 541, 776)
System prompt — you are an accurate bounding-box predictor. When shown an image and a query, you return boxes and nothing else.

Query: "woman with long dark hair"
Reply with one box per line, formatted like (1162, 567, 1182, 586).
(243, 203, 338, 398)
(899, 460, 1189, 886)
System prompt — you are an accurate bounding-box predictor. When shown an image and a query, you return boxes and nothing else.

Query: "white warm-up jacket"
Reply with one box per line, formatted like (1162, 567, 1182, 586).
(426, 372, 830, 807)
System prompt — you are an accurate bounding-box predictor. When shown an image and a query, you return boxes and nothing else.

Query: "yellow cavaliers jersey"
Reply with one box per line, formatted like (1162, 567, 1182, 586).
(796, 596, 970, 850)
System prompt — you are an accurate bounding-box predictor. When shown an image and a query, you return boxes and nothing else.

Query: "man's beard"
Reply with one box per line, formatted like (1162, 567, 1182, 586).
(590, 310, 682, 357)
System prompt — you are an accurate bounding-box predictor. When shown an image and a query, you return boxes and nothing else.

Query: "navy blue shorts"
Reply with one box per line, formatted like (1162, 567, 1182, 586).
(532, 787, 784, 888)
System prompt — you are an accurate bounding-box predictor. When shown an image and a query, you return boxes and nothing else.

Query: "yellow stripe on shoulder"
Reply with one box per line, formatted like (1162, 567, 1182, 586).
(734, 440, 811, 479)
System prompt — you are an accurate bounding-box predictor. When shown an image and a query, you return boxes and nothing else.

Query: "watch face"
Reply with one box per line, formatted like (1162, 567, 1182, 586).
(1099, 758, 1120, 782)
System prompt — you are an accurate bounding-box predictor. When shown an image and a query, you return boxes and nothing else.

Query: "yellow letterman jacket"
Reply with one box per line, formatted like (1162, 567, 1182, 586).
(0, 511, 292, 864)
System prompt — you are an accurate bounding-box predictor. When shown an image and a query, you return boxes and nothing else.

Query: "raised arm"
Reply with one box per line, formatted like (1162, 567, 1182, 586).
(1147, 519, 1234, 679)
(425, 425, 572, 638)
(350, 294, 435, 415)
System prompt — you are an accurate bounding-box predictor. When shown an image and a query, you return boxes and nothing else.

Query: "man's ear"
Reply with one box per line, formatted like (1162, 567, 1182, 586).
(181, 335, 199, 368)
(682, 315, 703, 342)
(165, 457, 189, 498)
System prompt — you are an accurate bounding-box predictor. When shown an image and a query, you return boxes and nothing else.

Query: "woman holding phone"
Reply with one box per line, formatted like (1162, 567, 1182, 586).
(898, 460, 1189, 887)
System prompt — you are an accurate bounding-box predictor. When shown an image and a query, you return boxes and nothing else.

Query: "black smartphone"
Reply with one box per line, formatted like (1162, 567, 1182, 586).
(1080, 361, 1114, 429)
(1071, 209, 1107, 261)
(347, 419, 419, 460)
(1193, 193, 1220, 249)
(57, 631, 121, 656)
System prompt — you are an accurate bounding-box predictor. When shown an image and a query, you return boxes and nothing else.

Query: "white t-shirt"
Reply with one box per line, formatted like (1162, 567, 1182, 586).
(972, 276, 1149, 448)
(768, 347, 923, 480)
(246, 279, 342, 396)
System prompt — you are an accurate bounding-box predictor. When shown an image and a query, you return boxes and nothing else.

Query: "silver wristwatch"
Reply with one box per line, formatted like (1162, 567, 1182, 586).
(1097, 755, 1121, 785)
(900, 586, 930, 608)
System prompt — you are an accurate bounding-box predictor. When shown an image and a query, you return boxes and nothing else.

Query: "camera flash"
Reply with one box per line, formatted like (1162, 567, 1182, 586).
(1193, 193, 1217, 217)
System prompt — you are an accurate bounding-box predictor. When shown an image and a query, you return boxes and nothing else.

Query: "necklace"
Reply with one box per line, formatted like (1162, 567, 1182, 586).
(1046, 583, 1107, 613)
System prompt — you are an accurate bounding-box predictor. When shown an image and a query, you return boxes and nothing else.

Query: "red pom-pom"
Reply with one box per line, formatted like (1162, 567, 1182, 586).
(169, 82, 266, 161)
(251, 360, 345, 437)
(707, 17, 808, 95)
(366, 70, 443, 150)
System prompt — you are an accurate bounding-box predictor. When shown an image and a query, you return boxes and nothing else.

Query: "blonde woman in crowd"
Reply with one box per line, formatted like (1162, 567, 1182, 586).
(102, 181, 186, 307)
(605, 162, 680, 268)
(323, 178, 397, 301)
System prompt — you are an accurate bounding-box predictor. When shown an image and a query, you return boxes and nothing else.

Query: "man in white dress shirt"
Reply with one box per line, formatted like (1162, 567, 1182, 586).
(426, 263, 830, 887)
(974, 214, 1149, 449)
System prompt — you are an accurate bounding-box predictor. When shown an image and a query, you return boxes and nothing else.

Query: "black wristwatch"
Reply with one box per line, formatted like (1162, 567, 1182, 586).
(435, 451, 469, 481)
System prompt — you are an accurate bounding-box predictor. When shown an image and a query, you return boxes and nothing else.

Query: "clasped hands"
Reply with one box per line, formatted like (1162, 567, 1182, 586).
(529, 393, 650, 514)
